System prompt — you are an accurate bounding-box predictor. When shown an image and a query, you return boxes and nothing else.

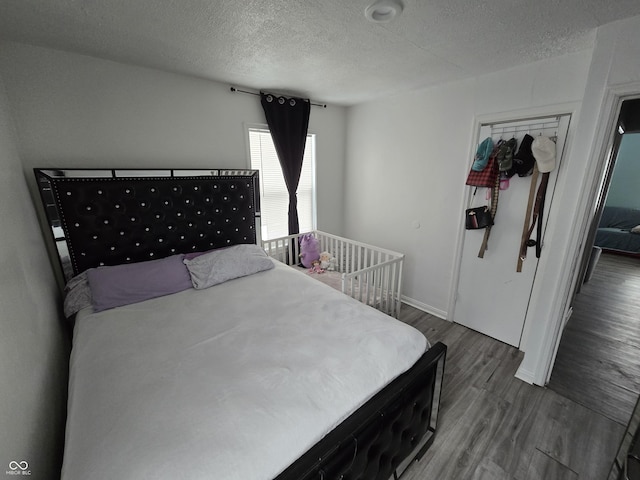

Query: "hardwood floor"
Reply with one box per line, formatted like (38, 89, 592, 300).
(548, 252, 640, 426)
(398, 305, 625, 480)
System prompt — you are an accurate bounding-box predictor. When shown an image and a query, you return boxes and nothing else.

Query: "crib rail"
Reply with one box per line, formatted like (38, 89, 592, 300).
(262, 231, 404, 318)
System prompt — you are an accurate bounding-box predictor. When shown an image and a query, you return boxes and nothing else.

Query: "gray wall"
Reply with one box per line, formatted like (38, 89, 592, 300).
(607, 133, 640, 210)
(0, 73, 69, 479)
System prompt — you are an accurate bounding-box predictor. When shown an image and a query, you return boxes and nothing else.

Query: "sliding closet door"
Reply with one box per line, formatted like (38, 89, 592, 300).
(454, 115, 571, 347)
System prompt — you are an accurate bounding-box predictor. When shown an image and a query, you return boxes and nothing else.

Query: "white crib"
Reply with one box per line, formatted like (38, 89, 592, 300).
(262, 231, 404, 318)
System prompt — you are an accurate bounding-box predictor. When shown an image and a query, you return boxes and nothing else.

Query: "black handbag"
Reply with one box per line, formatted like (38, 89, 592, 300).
(465, 206, 494, 230)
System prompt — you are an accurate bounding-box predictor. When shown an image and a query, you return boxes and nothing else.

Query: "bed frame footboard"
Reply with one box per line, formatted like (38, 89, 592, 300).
(275, 342, 446, 480)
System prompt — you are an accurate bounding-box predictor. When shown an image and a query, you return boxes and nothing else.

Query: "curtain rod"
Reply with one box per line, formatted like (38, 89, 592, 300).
(230, 87, 327, 108)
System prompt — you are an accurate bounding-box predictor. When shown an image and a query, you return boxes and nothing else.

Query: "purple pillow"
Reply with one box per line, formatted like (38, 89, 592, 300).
(87, 254, 192, 312)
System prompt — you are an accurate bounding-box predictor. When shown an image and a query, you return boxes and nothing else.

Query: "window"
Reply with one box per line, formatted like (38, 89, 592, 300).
(248, 127, 316, 240)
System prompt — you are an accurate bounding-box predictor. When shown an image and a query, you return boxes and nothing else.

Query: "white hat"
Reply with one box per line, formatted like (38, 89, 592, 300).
(531, 136, 556, 173)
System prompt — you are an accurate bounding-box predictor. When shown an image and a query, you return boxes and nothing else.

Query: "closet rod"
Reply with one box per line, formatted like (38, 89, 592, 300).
(230, 86, 327, 108)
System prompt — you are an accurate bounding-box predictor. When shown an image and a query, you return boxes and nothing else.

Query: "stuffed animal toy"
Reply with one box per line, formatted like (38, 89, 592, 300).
(299, 233, 320, 268)
(319, 251, 336, 271)
(308, 260, 325, 274)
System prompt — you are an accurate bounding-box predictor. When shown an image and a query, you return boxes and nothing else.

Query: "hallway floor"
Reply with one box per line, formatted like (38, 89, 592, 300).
(548, 252, 640, 426)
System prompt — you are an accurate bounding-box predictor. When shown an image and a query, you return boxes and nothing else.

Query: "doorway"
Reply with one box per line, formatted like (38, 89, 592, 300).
(548, 252, 640, 425)
(547, 98, 640, 426)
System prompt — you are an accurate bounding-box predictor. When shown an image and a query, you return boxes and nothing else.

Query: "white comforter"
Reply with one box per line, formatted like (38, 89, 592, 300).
(61, 260, 427, 480)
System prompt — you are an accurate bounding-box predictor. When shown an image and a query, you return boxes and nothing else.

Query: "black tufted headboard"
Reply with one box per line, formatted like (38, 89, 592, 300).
(35, 169, 260, 280)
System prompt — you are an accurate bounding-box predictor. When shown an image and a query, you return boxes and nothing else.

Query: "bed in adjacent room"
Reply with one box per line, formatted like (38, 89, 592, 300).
(595, 205, 640, 255)
(35, 168, 446, 480)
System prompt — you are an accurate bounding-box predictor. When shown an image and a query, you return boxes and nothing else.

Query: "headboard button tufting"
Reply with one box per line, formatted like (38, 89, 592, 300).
(43, 172, 258, 276)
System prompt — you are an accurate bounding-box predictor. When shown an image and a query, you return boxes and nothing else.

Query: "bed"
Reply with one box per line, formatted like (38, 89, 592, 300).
(35, 168, 446, 480)
(262, 231, 404, 318)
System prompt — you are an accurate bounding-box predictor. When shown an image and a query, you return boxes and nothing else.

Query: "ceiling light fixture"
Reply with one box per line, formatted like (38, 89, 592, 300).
(365, 0, 404, 23)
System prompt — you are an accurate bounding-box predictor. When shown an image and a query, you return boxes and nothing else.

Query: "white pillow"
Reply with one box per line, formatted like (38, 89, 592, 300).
(631, 224, 640, 234)
(184, 244, 274, 289)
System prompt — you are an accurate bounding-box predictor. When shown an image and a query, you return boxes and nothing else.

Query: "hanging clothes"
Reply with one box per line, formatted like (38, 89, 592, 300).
(518, 136, 557, 267)
(478, 138, 517, 258)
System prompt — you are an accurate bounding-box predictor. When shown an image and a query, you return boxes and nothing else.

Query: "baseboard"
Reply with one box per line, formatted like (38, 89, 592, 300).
(515, 366, 536, 385)
(401, 296, 448, 320)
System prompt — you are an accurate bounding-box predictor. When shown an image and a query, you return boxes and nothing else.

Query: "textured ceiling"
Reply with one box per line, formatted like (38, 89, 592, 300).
(1, 0, 640, 106)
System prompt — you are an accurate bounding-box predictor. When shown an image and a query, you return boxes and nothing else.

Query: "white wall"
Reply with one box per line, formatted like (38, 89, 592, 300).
(344, 80, 474, 317)
(0, 42, 348, 236)
(344, 49, 593, 318)
(0, 73, 69, 479)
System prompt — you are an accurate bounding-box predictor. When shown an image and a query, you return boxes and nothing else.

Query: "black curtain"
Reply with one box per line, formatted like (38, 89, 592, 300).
(260, 93, 311, 235)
